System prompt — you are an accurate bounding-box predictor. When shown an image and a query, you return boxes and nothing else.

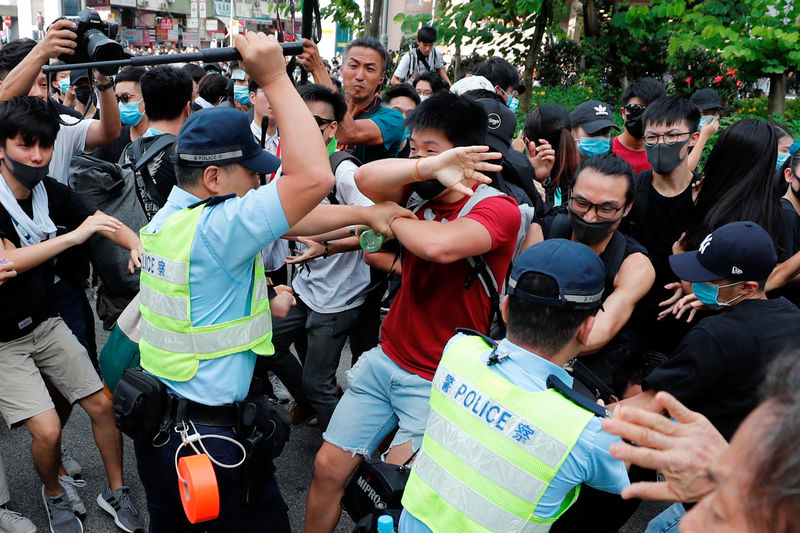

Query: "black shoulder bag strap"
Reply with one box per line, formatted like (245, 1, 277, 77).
(327, 151, 362, 205)
(128, 134, 176, 211)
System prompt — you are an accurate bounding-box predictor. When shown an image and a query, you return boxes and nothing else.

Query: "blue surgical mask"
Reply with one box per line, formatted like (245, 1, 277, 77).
(57, 79, 70, 94)
(119, 100, 144, 126)
(233, 85, 251, 106)
(578, 137, 610, 158)
(698, 115, 718, 131)
(777, 151, 791, 170)
(691, 281, 744, 309)
(507, 95, 520, 113)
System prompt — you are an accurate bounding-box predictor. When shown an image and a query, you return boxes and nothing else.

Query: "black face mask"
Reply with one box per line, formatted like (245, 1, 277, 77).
(568, 208, 618, 245)
(411, 179, 446, 200)
(74, 85, 93, 106)
(3, 148, 49, 189)
(791, 174, 800, 201)
(625, 114, 644, 139)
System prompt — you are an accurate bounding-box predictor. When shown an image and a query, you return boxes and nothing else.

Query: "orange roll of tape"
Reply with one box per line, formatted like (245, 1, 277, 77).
(178, 454, 220, 523)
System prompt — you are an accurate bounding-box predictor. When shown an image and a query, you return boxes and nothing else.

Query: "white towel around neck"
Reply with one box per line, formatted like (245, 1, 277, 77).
(0, 172, 56, 246)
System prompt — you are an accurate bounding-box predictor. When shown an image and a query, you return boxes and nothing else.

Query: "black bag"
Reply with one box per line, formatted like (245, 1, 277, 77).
(341, 457, 412, 522)
(112, 368, 168, 442)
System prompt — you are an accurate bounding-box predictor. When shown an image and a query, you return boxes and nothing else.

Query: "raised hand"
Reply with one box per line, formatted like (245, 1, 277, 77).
(234, 32, 286, 88)
(602, 392, 728, 503)
(418, 145, 502, 197)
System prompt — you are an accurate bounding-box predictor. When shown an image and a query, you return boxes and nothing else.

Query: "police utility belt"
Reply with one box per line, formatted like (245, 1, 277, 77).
(112, 368, 291, 507)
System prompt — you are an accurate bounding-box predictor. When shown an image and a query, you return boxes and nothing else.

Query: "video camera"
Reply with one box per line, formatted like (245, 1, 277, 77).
(54, 8, 127, 76)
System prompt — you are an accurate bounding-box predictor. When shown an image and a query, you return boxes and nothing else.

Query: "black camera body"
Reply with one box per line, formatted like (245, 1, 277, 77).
(56, 8, 127, 75)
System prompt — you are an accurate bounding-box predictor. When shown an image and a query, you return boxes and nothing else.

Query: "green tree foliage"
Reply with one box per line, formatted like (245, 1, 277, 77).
(625, 0, 800, 115)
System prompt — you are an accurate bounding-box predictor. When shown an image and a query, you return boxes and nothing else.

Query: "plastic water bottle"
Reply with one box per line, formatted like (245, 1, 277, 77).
(376, 513, 394, 533)
(359, 229, 385, 252)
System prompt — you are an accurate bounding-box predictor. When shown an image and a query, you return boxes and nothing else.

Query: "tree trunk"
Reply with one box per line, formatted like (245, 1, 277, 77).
(363, 0, 371, 37)
(454, 41, 461, 80)
(583, 0, 601, 39)
(520, 1, 550, 114)
(368, 0, 382, 38)
(768, 73, 786, 116)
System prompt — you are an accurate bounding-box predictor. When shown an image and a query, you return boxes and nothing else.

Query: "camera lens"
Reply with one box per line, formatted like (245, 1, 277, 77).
(85, 29, 127, 75)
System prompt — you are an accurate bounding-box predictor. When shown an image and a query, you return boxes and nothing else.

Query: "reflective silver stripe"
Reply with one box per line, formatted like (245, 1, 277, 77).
(140, 251, 187, 285)
(413, 450, 551, 533)
(140, 283, 188, 321)
(253, 278, 268, 302)
(426, 409, 546, 504)
(178, 150, 243, 163)
(507, 278, 602, 305)
(140, 313, 271, 354)
(433, 366, 567, 468)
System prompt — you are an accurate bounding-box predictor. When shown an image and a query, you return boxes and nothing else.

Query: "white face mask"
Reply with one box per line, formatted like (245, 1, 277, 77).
(419, 95, 429, 102)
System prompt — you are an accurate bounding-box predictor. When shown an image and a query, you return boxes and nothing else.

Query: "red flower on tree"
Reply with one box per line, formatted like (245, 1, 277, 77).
(736, 80, 743, 87)
(714, 75, 724, 83)
(726, 68, 738, 76)
(685, 77, 692, 83)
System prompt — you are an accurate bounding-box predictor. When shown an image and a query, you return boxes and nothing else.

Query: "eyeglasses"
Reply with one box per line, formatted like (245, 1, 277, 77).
(313, 115, 334, 128)
(643, 132, 692, 147)
(569, 194, 625, 220)
(623, 103, 647, 115)
(116, 93, 141, 104)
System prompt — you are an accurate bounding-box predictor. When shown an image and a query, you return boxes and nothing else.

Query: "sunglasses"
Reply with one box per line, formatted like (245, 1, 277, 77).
(623, 103, 647, 115)
(313, 115, 335, 127)
(116, 93, 141, 104)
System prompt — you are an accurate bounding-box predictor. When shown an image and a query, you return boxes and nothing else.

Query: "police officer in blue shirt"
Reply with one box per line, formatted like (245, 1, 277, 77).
(400, 239, 630, 532)
(129, 32, 414, 531)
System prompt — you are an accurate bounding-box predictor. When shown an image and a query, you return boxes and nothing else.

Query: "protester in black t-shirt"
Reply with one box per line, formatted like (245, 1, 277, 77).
(534, 154, 654, 364)
(621, 96, 703, 354)
(0, 96, 144, 532)
(629, 222, 800, 441)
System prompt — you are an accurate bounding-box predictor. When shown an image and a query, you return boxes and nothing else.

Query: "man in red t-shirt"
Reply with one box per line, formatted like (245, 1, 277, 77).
(305, 92, 521, 533)
(611, 77, 666, 174)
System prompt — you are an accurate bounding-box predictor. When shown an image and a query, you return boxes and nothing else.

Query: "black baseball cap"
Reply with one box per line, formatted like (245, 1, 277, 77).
(173, 107, 281, 175)
(203, 62, 222, 73)
(690, 88, 723, 111)
(474, 98, 516, 155)
(508, 239, 605, 310)
(669, 221, 777, 282)
(70, 69, 89, 85)
(571, 100, 621, 135)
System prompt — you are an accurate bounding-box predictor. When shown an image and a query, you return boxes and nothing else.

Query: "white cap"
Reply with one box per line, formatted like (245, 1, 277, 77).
(449, 75, 494, 96)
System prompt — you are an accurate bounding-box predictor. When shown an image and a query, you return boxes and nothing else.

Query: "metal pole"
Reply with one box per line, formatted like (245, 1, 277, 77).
(41, 41, 304, 73)
(380, 0, 389, 49)
(229, 0, 235, 46)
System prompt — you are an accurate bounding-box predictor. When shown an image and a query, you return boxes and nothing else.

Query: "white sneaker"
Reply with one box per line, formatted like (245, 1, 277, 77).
(58, 475, 86, 516)
(0, 507, 36, 533)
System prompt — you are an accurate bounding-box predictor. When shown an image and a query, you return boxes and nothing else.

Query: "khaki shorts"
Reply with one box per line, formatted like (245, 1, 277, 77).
(0, 317, 103, 427)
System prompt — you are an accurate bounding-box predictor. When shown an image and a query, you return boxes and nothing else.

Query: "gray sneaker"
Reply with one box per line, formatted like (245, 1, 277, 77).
(0, 507, 37, 533)
(58, 475, 86, 516)
(60, 447, 82, 479)
(96, 486, 143, 533)
(41, 486, 83, 533)
(269, 372, 292, 403)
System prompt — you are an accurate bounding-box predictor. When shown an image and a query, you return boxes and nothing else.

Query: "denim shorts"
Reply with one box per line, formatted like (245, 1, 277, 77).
(323, 345, 433, 458)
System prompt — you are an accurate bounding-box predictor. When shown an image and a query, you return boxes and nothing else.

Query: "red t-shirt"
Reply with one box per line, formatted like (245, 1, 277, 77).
(380, 191, 521, 381)
(612, 136, 651, 174)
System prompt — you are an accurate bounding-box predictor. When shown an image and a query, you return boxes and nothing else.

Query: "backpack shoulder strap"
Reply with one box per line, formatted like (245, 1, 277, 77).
(133, 134, 177, 171)
(327, 151, 362, 205)
(549, 211, 572, 239)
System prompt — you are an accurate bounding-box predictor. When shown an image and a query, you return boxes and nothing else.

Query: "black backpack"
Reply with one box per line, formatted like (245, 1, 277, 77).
(119, 133, 177, 221)
(326, 151, 362, 204)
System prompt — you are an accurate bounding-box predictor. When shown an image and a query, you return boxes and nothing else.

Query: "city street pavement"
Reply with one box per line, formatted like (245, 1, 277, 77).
(0, 292, 664, 532)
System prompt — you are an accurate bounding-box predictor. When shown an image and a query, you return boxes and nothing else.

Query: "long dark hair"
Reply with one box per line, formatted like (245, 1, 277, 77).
(523, 103, 580, 195)
(684, 119, 784, 253)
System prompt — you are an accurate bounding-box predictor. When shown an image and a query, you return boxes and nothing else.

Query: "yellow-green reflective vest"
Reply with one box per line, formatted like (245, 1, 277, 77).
(138, 201, 272, 382)
(402, 335, 595, 533)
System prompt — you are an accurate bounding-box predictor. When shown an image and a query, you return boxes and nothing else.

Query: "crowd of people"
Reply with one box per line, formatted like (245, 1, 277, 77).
(0, 16, 798, 533)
